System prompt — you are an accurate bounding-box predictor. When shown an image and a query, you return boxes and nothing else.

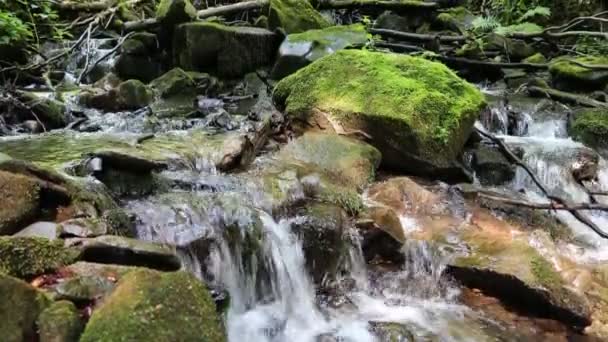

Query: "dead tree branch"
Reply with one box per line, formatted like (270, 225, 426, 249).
(527, 86, 608, 109)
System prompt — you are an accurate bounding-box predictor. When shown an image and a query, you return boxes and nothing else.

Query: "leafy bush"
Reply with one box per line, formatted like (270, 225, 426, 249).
(0, 0, 69, 46)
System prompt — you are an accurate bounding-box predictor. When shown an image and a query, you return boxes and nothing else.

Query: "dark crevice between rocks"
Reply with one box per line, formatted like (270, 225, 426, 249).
(80, 246, 181, 271)
(447, 265, 591, 331)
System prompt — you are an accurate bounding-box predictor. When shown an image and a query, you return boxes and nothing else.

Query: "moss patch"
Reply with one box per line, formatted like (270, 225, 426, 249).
(37, 300, 83, 342)
(549, 55, 608, 91)
(267, 0, 330, 34)
(0, 237, 80, 279)
(273, 50, 485, 173)
(0, 171, 41, 235)
(80, 269, 225, 342)
(570, 108, 608, 149)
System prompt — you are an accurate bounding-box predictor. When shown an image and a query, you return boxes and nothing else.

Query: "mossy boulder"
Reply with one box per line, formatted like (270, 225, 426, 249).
(0, 170, 41, 235)
(80, 269, 226, 342)
(470, 144, 516, 186)
(0, 237, 80, 279)
(271, 24, 368, 79)
(81, 79, 153, 111)
(0, 273, 50, 342)
(115, 33, 163, 82)
(156, 0, 196, 28)
(20, 92, 67, 129)
(483, 34, 536, 61)
(273, 50, 486, 180)
(523, 52, 547, 64)
(149, 67, 196, 98)
(435, 6, 475, 34)
(173, 22, 279, 77)
(375, 10, 427, 33)
(267, 0, 330, 34)
(38, 300, 83, 342)
(549, 56, 608, 92)
(569, 108, 608, 149)
(278, 132, 381, 189)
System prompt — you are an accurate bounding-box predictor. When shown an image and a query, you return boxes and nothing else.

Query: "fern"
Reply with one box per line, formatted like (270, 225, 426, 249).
(495, 22, 543, 35)
(472, 16, 501, 34)
(518, 6, 551, 23)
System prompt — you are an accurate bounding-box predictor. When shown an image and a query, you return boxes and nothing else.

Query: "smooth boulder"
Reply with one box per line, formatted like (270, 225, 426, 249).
(274, 50, 486, 180)
(0, 274, 50, 342)
(0, 171, 40, 235)
(267, 0, 330, 34)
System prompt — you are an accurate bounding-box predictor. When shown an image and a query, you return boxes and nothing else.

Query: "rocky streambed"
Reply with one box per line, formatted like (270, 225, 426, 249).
(1, 0, 608, 341)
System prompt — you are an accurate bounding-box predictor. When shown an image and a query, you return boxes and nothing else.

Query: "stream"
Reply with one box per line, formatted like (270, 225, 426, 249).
(1, 43, 606, 341)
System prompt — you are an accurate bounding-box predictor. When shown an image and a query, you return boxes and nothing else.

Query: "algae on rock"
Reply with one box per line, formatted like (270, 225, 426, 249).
(273, 50, 486, 180)
(0, 274, 50, 342)
(549, 56, 608, 91)
(0, 171, 41, 235)
(37, 300, 83, 342)
(80, 269, 226, 342)
(569, 108, 608, 149)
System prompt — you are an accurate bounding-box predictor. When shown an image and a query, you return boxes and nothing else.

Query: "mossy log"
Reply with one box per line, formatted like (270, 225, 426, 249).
(527, 86, 608, 109)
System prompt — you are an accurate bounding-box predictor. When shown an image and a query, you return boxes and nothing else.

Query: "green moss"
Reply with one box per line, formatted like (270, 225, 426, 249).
(550, 56, 608, 78)
(523, 52, 547, 64)
(117, 80, 153, 109)
(156, 0, 196, 25)
(267, 0, 330, 34)
(288, 24, 366, 45)
(0, 274, 51, 342)
(530, 255, 562, 288)
(495, 23, 543, 35)
(0, 237, 80, 279)
(274, 50, 485, 165)
(318, 183, 364, 216)
(570, 109, 608, 148)
(37, 300, 83, 342)
(149, 67, 196, 98)
(80, 269, 225, 342)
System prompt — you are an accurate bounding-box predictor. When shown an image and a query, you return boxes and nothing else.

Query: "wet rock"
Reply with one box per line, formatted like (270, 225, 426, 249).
(149, 67, 197, 98)
(435, 7, 475, 34)
(550, 56, 608, 92)
(357, 206, 405, 263)
(37, 300, 83, 342)
(291, 203, 349, 283)
(15, 222, 61, 239)
(21, 120, 44, 133)
(80, 79, 153, 111)
(571, 148, 599, 182)
(196, 96, 224, 115)
(156, 0, 196, 28)
(79, 269, 226, 342)
(267, 0, 330, 34)
(367, 177, 445, 216)
(59, 218, 109, 238)
(483, 34, 536, 61)
(217, 134, 254, 171)
(569, 108, 608, 150)
(448, 227, 592, 329)
(173, 22, 279, 77)
(278, 132, 381, 190)
(66, 235, 180, 271)
(115, 33, 162, 82)
(274, 50, 486, 181)
(52, 274, 117, 302)
(0, 170, 41, 235)
(0, 236, 80, 279)
(375, 11, 427, 33)
(523, 52, 547, 64)
(470, 144, 516, 186)
(91, 150, 167, 174)
(367, 206, 405, 243)
(271, 24, 368, 79)
(370, 322, 415, 342)
(19, 92, 67, 129)
(206, 109, 237, 130)
(0, 273, 50, 342)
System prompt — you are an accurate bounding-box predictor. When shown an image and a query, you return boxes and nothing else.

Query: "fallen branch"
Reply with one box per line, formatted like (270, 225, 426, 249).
(57, 0, 115, 11)
(369, 28, 466, 43)
(316, 0, 439, 10)
(436, 55, 547, 70)
(527, 86, 608, 109)
(475, 126, 608, 239)
(123, 0, 269, 31)
(479, 193, 608, 211)
(79, 32, 135, 82)
(509, 30, 608, 40)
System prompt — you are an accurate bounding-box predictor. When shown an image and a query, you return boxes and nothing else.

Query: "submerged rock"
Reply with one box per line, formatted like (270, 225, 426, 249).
(274, 50, 486, 181)
(0, 170, 40, 235)
(0, 236, 80, 279)
(37, 300, 83, 342)
(0, 273, 50, 342)
(173, 22, 279, 77)
(271, 24, 368, 79)
(470, 144, 516, 186)
(550, 56, 608, 92)
(80, 269, 226, 342)
(267, 0, 330, 34)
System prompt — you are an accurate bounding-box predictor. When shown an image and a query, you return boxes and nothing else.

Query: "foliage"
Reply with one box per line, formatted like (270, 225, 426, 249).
(471, 15, 500, 34)
(0, 0, 70, 47)
(517, 6, 551, 23)
(575, 36, 608, 56)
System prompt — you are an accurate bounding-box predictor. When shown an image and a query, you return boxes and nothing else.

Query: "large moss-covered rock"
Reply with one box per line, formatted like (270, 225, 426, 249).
(569, 108, 608, 149)
(81, 79, 153, 111)
(20, 92, 67, 129)
(80, 269, 226, 342)
(0, 274, 50, 342)
(156, 0, 196, 28)
(149, 67, 196, 98)
(173, 22, 279, 77)
(38, 300, 83, 342)
(550, 56, 608, 92)
(278, 132, 381, 189)
(0, 237, 80, 279)
(274, 50, 486, 180)
(0, 171, 40, 235)
(267, 0, 330, 34)
(115, 33, 163, 82)
(271, 24, 368, 79)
